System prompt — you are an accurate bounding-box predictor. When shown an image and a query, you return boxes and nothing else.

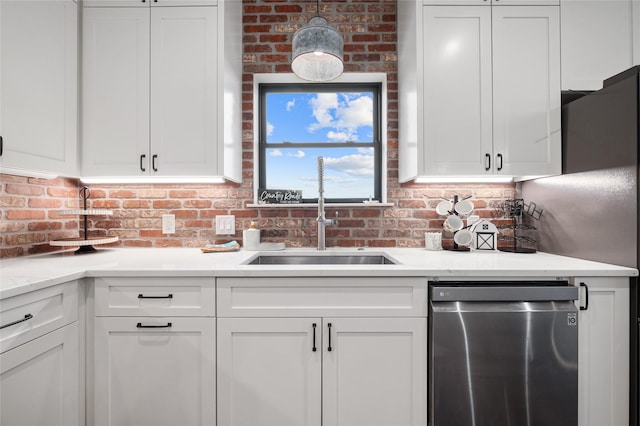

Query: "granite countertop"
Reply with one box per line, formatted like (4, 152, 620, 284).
(0, 247, 637, 299)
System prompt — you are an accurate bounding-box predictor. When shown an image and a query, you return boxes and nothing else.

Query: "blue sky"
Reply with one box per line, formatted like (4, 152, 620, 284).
(265, 91, 375, 200)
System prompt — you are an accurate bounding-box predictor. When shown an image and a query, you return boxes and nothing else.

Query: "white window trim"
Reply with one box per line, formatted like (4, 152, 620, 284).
(252, 72, 388, 205)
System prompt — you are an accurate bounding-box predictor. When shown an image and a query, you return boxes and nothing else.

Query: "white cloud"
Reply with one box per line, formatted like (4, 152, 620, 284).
(268, 149, 283, 157)
(306, 93, 373, 142)
(327, 131, 352, 142)
(266, 122, 275, 136)
(324, 153, 374, 177)
(287, 150, 305, 158)
(286, 99, 296, 111)
(307, 93, 339, 131)
(335, 95, 373, 130)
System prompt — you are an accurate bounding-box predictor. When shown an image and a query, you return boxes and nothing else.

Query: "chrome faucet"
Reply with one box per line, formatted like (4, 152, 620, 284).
(317, 157, 337, 250)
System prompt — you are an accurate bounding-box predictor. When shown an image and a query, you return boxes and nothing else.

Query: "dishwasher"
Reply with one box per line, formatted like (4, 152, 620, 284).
(429, 281, 580, 426)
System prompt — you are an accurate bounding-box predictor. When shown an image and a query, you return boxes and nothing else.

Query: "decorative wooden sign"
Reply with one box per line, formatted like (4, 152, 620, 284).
(258, 189, 303, 204)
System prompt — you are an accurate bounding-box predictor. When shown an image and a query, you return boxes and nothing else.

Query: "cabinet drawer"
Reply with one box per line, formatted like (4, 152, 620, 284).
(217, 277, 428, 318)
(94, 277, 215, 317)
(0, 281, 78, 353)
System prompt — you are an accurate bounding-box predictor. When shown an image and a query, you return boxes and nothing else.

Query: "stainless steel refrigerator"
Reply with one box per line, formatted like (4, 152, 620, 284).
(521, 65, 639, 426)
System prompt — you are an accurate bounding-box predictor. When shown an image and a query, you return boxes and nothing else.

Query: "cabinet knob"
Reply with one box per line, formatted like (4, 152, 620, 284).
(497, 153, 503, 171)
(152, 154, 158, 172)
(140, 154, 146, 172)
(485, 153, 491, 171)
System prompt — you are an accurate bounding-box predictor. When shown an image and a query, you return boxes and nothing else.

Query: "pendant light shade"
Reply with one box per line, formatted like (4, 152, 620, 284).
(291, 11, 344, 81)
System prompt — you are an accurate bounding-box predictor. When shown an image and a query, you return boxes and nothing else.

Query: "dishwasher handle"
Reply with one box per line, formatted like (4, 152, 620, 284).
(579, 282, 589, 310)
(430, 283, 578, 302)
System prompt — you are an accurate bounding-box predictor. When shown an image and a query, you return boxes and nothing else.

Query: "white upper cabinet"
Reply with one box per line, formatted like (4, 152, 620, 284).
(82, 0, 242, 181)
(399, 2, 561, 180)
(561, 0, 640, 90)
(0, 0, 78, 178)
(150, 7, 218, 176)
(82, 7, 150, 176)
(491, 6, 561, 176)
(422, 6, 493, 175)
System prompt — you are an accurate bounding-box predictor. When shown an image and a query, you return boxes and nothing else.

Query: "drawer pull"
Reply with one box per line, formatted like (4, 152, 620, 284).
(0, 314, 34, 330)
(136, 322, 172, 328)
(312, 323, 317, 352)
(327, 322, 333, 352)
(138, 294, 173, 299)
(579, 282, 589, 311)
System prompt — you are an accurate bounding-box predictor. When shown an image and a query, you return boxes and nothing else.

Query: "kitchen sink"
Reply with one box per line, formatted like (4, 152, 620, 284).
(244, 253, 397, 265)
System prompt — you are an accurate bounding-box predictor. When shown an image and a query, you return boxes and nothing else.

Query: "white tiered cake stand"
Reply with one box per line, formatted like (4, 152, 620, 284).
(50, 187, 119, 254)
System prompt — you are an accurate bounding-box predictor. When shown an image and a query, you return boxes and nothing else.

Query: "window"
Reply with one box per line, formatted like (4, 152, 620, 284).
(258, 82, 383, 203)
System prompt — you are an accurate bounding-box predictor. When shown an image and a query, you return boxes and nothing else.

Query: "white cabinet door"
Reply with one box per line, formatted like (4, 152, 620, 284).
(150, 6, 218, 176)
(82, 5, 220, 178)
(422, 6, 493, 175)
(82, 7, 150, 176)
(322, 318, 427, 426)
(561, 0, 639, 90)
(492, 6, 561, 177)
(1, 323, 80, 426)
(94, 317, 216, 426)
(577, 277, 630, 426)
(0, 0, 77, 178)
(217, 317, 322, 426)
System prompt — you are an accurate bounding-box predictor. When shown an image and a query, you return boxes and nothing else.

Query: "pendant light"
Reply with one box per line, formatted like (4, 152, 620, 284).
(291, 0, 344, 82)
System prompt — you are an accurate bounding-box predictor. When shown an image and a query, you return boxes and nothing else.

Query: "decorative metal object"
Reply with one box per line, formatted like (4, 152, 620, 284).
(497, 198, 542, 253)
(291, 0, 344, 81)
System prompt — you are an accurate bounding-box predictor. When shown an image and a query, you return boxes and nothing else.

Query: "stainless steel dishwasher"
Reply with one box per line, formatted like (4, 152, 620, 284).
(429, 281, 580, 426)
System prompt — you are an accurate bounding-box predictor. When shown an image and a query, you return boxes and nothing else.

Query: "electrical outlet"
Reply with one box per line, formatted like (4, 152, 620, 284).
(162, 214, 175, 234)
(216, 215, 235, 235)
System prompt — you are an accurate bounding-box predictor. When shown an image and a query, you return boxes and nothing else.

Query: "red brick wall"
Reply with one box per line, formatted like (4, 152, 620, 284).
(0, 0, 516, 258)
(0, 175, 81, 257)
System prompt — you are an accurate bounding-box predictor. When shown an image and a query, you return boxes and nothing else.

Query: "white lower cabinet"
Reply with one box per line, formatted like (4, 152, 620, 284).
(93, 317, 216, 426)
(217, 317, 321, 426)
(0, 281, 81, 426)
(577, 276, 630, 426)
(217, 317, 427, 426)
(92, 277, 216, 426)
(1, 322, 80, 426)
(322, 317, 427, 426)
(216, 277, 428, 426)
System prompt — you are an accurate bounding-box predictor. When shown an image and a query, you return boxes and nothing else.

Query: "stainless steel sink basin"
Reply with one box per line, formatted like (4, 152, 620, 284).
(244, 254, 397, 265)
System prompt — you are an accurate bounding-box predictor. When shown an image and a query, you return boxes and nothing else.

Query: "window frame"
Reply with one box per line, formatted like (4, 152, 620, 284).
(253, 73, 388, 205)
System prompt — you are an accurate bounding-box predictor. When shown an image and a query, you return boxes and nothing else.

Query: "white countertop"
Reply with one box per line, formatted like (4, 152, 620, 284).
(0, 247, 637, 299)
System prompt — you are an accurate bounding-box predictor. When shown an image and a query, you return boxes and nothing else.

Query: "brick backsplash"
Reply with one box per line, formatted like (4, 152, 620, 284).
(0, 0, 516, 259)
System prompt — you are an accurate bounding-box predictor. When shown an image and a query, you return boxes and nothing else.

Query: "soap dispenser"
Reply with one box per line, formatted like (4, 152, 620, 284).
(243, 221, 260, 250)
